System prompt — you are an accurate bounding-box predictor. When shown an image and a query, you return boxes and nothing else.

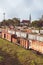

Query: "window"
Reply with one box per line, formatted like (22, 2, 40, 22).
(4, 34, 6, 38)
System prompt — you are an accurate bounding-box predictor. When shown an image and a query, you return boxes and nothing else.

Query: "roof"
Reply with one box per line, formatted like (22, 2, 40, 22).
(21, 20, 30, 23)
(9, 25, 14, 30)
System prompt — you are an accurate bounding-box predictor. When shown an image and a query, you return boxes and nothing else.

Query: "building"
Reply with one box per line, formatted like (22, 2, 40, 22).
(1, 26, 43, 54)
(20, 20, 30, 26)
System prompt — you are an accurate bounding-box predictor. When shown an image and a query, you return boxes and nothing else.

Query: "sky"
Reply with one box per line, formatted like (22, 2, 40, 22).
(0, 0, 43, 21)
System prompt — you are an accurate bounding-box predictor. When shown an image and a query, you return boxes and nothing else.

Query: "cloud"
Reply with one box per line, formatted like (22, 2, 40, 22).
(0, 0, 43, 21)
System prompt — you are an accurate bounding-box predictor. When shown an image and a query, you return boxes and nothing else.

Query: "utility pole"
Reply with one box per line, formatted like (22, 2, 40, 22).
(3, 12, 6, 28)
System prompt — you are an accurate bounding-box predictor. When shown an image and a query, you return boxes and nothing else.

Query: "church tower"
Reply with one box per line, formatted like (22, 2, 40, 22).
(29, 14, 31, 23)
(3, 12, 5, 20)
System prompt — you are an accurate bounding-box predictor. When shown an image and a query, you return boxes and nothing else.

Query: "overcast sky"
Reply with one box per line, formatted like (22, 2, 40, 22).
(0, 0, 43, 21)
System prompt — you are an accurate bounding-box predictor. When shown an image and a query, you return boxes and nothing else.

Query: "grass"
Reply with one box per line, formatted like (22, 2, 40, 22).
(0, 38, 43, 65)
(0, 56, 4, 62)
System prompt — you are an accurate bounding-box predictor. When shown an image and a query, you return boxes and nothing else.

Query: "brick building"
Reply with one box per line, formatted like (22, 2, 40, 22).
(1, 27, 43, 54)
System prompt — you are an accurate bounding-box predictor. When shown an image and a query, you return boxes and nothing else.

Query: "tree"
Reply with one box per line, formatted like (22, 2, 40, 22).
(31, 20, 43, 28)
